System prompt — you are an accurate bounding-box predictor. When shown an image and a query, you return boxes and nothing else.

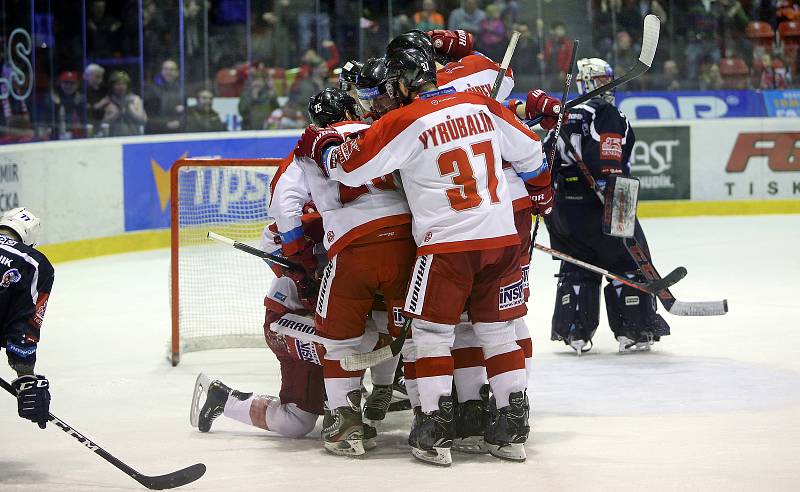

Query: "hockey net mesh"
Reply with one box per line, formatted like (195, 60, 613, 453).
(170, 158, 282, 365)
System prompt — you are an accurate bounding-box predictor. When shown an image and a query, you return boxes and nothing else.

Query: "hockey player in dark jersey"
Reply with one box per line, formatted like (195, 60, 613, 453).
(0, 207, 55, 428)
(515, 58, 670, 354)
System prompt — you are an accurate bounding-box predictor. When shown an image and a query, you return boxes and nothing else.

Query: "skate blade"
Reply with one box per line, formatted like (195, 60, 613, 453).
(411, 446, 452, 466)
(487, 442, 526, 462)
(189, 373, 212, 429)
(453, 436, 489, 454)
(618, 342, 652, 353)
(323, 438, 366, 457)
(570, 339, 592, 356)
(363, 436, 377, 451)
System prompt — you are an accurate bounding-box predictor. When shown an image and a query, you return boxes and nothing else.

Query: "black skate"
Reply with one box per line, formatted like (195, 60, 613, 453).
(617, 314, 671, 353)
(410, 396, 455, 466)
(322, 390, 366, 457)
(189, 373, 251, 433)
(408, 406, 422, 447)
(484, 391, 530, 462)
(364, 384, 393, 422)
(453, 385, 490, 454)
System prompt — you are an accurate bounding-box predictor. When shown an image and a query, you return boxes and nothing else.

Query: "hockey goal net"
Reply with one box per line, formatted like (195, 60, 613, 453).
(170, 158, 283, 366)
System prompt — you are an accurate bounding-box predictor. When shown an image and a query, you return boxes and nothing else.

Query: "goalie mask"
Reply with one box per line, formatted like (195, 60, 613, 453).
(0, 207, 41, 246)
(576, 58, 615, 104)
(307, 88, 359, 127)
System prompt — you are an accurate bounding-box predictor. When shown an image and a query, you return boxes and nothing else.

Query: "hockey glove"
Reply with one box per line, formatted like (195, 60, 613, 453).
(528, 184, 555, 216)
(525, 89, 564, 130)
(12, 374, 50, 429)
(428, 29, 474, 60)
(295, 126, 344, 172)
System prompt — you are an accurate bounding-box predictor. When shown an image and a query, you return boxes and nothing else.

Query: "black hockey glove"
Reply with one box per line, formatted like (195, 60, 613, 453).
(12, 374, 51, 429)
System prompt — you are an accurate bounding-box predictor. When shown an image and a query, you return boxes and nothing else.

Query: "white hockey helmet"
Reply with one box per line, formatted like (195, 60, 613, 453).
(576, 58, 615, 103)
(0, 207, 42, 246)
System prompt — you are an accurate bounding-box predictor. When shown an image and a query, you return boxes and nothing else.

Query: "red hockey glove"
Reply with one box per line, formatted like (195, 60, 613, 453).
(528, 184, 555, 216)
(428, 30, 473, 59)
(525, 89, 564, 130)
(295, 125, 344, 171)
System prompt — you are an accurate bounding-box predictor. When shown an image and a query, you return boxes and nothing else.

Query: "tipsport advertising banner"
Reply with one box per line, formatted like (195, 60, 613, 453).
(122, 135, 297, 232)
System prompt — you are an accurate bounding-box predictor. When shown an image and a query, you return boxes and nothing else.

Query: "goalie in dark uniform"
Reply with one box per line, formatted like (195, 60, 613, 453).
(0, 208, 55, 426)
(514, 58, 670, 354)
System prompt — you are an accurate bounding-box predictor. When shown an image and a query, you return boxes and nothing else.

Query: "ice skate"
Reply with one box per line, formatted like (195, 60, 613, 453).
(410, 396, 455, 466)
(453, 399, 489, 453)
(322, 390, 366, 457)
(190, 373, 251, 433)
(363, 384, 393, 422)
(617, 335, 652, 353)
(484, 391, 529, 462)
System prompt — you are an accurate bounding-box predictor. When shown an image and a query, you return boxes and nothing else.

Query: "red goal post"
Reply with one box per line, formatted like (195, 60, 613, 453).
(170, 157, 283, 366)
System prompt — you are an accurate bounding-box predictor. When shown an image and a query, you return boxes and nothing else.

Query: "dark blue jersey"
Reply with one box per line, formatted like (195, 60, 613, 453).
(0, 234, 54, 371)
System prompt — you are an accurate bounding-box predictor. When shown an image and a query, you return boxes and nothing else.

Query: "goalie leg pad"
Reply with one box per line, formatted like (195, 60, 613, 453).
(551, 264, 601, 345)
(604, 279, 671, 343)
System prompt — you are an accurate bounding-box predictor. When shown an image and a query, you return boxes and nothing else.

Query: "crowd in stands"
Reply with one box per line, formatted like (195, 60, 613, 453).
(2, 0, 799, 143)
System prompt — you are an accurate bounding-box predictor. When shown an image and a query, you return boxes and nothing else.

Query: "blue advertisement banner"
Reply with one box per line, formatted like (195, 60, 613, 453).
(762, 90, 800, 117)
(122, 136, 297, 232)
(509, 90, 768, 119)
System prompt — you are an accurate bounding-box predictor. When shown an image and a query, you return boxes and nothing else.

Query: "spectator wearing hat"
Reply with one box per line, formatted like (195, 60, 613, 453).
(103, 70, 147, 137)
(42, 71, 86, 140)
(84, 63, 108, 128)
(186, 89, 227, 133)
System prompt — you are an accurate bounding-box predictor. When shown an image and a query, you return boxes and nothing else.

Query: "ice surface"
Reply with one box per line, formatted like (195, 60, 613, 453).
(2, 215, 799, 491)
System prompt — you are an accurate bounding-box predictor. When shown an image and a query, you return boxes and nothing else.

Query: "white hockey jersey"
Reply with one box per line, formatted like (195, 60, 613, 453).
(323, 89, 544, 256)
(437, 54, 534, 212)
(269, 122, 412, 259)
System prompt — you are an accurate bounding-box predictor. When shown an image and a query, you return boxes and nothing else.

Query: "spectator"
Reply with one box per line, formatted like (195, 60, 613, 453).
(755, 53, 791, 88)
(699, 63, 724, 90)
(84, 63, 108, 128)
(392, 12, 416, 35)
(448, 0, 486, 33)
(651, 59, 682, 90)
(542, 21, 574, 90)
(295, 0, 332, 54)
(617, 0, 644, 40)
(614, 31, 640, 71)
(414, 0, 445, 31)
(479, 4, 507, 61)
(491, 0, 521, 25)
(296, 41, 340, 82)
(86, 0, 122, 59)
(144, 59, 185, 134)
(238, 73, 278, 130)
(42, 71, 86, 139)
(683, 1, 722, 81)
(265, 101, 307, 130)
(102, 70, 147, 137)
(290, 61, 328, 108)
(141, 0, 174, 79)
(252, 11, 291, 68)
(186, 89, 226, 133)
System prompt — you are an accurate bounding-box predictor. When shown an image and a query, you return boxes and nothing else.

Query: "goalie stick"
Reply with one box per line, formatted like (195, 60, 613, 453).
(532, 242, 685, 295)
(0, 377, 206, 490)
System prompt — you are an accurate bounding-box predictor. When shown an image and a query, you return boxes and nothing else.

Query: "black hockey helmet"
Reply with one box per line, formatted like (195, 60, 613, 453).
(354, 57, 400, 116)
(385, 48, 437, 94)
(338, 60, 363, 93)
(386, 30, 434, 58)
(307, 88, 359, 127)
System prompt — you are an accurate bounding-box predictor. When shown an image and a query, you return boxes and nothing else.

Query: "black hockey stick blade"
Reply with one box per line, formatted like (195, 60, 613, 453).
(646, 266, 687, 293)
(132, 463, 207, 490)
(341, 318, 410, 371)
(0, 377, 207, 490)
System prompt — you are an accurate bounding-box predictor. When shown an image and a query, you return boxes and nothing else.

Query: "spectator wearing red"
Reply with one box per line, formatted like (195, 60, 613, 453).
(542, 21, 574, 87)
(414, 0, 445, 31)
(754, 53, 791, 89)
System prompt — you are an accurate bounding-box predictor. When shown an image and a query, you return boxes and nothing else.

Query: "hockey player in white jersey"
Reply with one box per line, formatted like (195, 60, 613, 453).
(295, 48, 553, 465)
(385, 30, 544, 452)
(270, 87, 416, 457)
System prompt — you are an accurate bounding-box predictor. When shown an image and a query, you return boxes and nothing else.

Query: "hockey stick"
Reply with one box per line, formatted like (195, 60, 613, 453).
(207, 231, 319, 298)
(562, 142, 728, 316)
(0, 377, 206, 490)
(531, 38, 579, 254)
(526, 14, 659, 129)
(533, 242, 684, 294)
(490, 30, 521, 99)
(340, 318, 410, 372)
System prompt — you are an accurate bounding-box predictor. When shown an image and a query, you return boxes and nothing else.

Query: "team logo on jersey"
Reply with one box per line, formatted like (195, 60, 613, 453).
(273, 291, 287, 302)
(1, 268, 21, 288)
(392, 307, 405, 327)
(625, 296, 640, 306)
(423, 231, 433, 242)
(600, 133, 624, 161)
(499, 279, 525, 310)
(326, 230, 335, 243)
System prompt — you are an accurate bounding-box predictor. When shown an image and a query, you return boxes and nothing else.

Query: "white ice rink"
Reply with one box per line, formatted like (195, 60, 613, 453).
(2, 214, 799, 491)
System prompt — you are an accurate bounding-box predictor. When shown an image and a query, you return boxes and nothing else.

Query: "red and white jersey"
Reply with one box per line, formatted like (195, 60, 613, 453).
(272, 121, 412, 259)
(437, 54, 514, 101)
(437, 54, 533, 212)
(324, 90, 544, 256)
(268, 152, 313, 256)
